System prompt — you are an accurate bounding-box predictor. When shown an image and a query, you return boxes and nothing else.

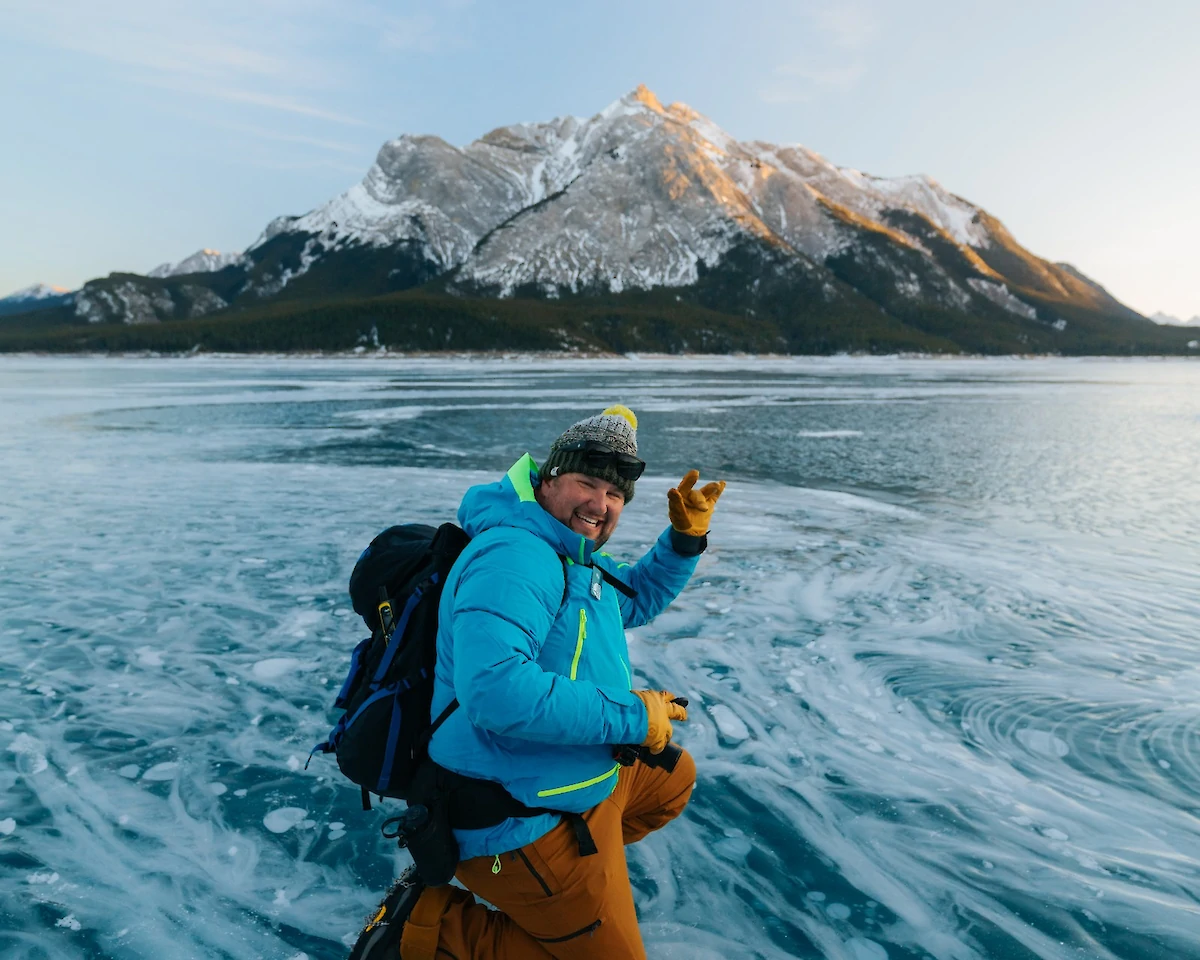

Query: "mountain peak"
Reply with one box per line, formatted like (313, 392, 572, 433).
(629, 83, 664, 112)
(147, 248, 245, 279)
(3, 283, 70, 301)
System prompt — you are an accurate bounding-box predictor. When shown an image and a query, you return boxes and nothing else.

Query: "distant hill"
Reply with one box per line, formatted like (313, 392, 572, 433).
(3, 86, 1195, 356)
(0, 283, 74, 318)
(1150, 311, 1200, 327)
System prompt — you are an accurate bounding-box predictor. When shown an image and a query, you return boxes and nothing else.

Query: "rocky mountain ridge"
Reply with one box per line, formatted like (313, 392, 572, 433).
(6, 85, 1188, 355)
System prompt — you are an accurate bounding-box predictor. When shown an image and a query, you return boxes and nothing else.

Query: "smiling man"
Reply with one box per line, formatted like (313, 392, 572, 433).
(366, 405, 724, 960)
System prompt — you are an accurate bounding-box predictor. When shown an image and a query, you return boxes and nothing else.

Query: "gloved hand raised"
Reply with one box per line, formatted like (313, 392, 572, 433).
(668, 470, 726, 537)
(632, 690, 688, 754)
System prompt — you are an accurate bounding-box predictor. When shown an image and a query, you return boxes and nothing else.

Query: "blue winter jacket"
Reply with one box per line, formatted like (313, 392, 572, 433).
(428, 454, 702, 859)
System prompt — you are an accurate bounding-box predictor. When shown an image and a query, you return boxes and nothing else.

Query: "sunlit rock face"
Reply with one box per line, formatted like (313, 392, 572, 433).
(49, 85, 1142, 333)
(249, 84, 1128, 319)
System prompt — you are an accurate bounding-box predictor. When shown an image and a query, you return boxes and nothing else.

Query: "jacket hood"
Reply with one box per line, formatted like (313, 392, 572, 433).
(458, 454, 597, 565)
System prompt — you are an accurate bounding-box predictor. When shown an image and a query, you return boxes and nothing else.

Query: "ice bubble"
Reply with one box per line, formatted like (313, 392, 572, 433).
(7, 733, 48, 775)
(226, 677, 240, 685)
(1159, 759, 1171, 770)
(846, 938, 888, 960)
(118, 764, 140, 779)
(252, 658, 311, 681)
(274, 888, 291, 906)
(234, 789, 248, 798)
(57, 915, 82, 930)
(28, 871, 59, 884)
(806, 891, 826, 902)
(0, 818, 16, 835)
(241, 557, 268, 566)
(142, 762, 179, 781)
(210, 782, 228, 796)
(286, 755, 301, 771)
(119, 815, 130, 825)
(135, 646, 165, 667)
(797, 430, 864, 438)
(264, 807, 308, 834)
(328, 822, 345, 831)
(1016, 728, 1069, 758)
(714, 837, 753, 859)
(709, 705, 749, 744)
(1043, 828, 1069, 840)
(826, 903, 852, 920)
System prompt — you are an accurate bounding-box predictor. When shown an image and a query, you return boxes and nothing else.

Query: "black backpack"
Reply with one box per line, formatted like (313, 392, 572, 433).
(309, 522, 469, 806)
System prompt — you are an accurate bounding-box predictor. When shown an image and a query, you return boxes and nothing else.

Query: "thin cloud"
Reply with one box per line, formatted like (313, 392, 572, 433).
(811, 4, 880, 51)
(208, 88, 369, 127)
(759, 1, 879, 103)
(759, 61, 866, 103)
(220, 125, 368, 155)
(5, 0, 362, 123)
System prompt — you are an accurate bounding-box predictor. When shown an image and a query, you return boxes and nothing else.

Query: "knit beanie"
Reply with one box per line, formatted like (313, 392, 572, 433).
(540, 405, 640, 502)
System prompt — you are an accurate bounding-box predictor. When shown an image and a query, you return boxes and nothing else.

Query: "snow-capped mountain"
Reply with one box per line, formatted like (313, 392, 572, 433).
(0, 283, 74, 318)
(147, 249, 245, 279)
(4, 283, 71, 300)
(34, 85, 1148, 348)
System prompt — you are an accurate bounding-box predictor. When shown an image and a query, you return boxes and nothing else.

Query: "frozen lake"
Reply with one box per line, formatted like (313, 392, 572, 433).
(1, 356, 1198, 960)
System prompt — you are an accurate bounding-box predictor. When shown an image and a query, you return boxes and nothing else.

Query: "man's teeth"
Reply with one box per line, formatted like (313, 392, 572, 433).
(576, 514, 601, 527)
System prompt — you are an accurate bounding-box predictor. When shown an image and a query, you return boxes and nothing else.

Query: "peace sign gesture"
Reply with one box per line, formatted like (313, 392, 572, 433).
(667, 470, 726, 537)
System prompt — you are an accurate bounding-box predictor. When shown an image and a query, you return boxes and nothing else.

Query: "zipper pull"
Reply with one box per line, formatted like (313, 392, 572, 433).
(492, 854, 502, 875)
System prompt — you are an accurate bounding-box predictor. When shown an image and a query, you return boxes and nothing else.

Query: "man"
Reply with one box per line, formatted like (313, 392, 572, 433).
(364, 405, 724, 959)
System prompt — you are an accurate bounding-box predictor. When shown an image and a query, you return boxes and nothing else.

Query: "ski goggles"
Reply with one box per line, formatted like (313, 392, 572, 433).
(557, 440, 646, 480)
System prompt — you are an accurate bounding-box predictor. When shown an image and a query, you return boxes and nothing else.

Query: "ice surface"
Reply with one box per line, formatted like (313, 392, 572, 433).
(1, 356, 1199, 960)
(708, 704, 750, 744)
(1016, 729, 1070, 758)
(846, 938, 889, 960)
(252, 657, 312, 681)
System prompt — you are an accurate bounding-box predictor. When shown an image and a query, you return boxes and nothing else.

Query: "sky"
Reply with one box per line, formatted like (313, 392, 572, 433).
(2, 0, 1198, 319)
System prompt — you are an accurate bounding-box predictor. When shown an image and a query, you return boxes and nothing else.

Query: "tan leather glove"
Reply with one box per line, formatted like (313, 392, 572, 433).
(633, 690, 688, 754)
(668, 470, 726, 537)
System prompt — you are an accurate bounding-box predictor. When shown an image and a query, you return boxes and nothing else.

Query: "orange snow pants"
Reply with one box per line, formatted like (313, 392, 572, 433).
(400, 748, 696, 960)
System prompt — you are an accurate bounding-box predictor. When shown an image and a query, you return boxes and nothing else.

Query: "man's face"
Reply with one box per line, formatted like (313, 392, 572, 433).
(536, 472, 626, 547)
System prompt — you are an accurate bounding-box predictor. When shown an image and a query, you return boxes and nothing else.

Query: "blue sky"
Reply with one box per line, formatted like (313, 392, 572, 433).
(2, 0, 1197, 318)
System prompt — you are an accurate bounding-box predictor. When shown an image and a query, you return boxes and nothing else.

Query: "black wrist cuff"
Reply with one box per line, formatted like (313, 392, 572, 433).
(669, 529, 708, 556)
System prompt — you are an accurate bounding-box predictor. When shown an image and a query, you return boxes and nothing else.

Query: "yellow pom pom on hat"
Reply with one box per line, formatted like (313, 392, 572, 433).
(602, 404, 637, 430)
(541, 404, 641, 501)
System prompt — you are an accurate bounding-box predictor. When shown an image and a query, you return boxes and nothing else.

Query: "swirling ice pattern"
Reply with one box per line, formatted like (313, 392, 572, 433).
(1, 357, 1199, 960)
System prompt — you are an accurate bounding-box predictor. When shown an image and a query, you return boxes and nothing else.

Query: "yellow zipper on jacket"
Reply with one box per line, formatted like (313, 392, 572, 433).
(536, 763, 621, 798)
(569, 608, 586, 680)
